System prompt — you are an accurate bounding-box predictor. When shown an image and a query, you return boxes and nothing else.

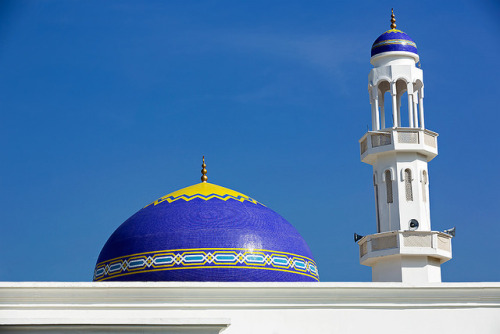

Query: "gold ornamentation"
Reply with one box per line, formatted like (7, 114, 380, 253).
(201, 156, 208, 183)
(391, 8, 397, 29)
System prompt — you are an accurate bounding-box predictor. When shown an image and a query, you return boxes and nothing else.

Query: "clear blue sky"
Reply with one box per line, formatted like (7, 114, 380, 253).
(1, 1, 499, 282)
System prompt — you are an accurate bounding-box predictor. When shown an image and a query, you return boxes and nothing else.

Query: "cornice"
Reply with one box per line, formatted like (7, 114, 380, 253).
(1, 282, 500, 310)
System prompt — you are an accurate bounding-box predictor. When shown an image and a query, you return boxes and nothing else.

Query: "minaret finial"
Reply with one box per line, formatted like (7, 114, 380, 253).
(201, 156, 208, 183)
(390, 8, 397, 29)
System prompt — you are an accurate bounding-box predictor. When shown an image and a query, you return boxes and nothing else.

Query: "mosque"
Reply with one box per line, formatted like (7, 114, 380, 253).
(1, 11, 499, 334)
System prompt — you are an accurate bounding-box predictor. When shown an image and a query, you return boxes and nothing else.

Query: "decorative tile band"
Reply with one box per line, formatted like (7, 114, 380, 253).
(94, 248, 319, 281)
(372, 39, 417, 50)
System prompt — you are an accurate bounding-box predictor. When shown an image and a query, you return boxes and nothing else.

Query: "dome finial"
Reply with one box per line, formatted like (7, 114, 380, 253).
(390, 8, 397, 29)
(201, 156, 208, 183)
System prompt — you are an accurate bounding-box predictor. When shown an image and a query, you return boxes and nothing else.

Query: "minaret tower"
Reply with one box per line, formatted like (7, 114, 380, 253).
(357, 10, 453, 283)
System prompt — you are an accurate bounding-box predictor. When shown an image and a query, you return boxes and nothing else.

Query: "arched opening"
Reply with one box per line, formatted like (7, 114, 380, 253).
(377, 80, 390, 129)
(414, 80, 424, 129)
(373, 173, 381, 232)
(372, 78, 423, 129)
(396, 79, 409, 127)
(383, 90, 393, 128)
(405, 169, 413, 201)
(414, 80, 423, 96)
(385, 170, 393, 204)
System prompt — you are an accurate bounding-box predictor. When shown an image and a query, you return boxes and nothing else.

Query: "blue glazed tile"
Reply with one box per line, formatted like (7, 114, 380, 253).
(371, 29, 418, 57)
(94, 183, 319, 282)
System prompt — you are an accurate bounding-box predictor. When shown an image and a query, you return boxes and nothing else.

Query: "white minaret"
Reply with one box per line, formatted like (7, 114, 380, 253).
(357, 10, 453, 283)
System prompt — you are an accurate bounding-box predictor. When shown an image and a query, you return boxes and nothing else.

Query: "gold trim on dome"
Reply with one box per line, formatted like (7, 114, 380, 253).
(383, 28, 403, 34)
(144, 182, 261, 207)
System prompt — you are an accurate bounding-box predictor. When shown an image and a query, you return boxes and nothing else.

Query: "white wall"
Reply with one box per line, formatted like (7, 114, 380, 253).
(1, 282, 500, 334)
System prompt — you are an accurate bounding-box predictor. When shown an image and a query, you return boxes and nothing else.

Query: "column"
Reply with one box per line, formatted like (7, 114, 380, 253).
(371, 102, 376, 131)
(380, 95, 386, 129)
(413, 92, 419, 128)
(419, 88, 425, 129)
(397, 95, 402, 127)
(391, 82, 398, 128)
(407, 82, 414, 128)
(374, 92, 380, 130)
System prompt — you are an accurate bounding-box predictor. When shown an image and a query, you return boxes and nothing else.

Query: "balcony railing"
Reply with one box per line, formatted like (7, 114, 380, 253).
(358, 231, 452, 262)
(371, 133, 392, 147)
(359, 128, 438, 157)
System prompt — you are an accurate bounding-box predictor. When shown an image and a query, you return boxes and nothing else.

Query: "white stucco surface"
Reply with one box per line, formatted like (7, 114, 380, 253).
(1, 282, 499, 333)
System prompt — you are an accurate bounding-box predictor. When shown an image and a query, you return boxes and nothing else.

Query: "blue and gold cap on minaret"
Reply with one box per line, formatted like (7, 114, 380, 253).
(371, 9, 418, 58)
(93, 157, 318, 282)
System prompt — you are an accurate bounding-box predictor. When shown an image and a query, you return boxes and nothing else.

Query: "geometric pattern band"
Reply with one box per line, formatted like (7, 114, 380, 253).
(372, 38, 417, 50)
(94, 248, 319, 281)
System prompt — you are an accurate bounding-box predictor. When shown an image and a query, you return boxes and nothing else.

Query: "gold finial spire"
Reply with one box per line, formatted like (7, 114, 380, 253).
(201, 156, 208, 183)
(390, 8, 397, 29)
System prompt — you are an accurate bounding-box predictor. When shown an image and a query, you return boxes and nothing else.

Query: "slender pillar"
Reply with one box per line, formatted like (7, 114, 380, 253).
(369, 85, 375, 130)
(407, 83, 414, 128)
(391, 82, 398, 128)
(397, 96, 401, 127)
(374, 95, 380, 130)
(419, 88, 425, 129)
(413, 92, 419, 128)
(371, 102, 376, 130)
(380, 96, 386, 129)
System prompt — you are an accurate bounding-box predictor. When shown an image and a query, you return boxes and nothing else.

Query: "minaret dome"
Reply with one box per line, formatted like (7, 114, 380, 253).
(370, 9, 419, 66)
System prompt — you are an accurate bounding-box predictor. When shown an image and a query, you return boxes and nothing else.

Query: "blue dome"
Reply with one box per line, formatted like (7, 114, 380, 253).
(93, 182, 319, 282)
(371, 29, 418, 57)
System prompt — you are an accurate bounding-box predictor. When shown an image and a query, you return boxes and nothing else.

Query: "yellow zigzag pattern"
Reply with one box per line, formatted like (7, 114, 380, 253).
(151, 193, 258, 206)
(383, 29, 403, 34)
(145, 182, 261, 207)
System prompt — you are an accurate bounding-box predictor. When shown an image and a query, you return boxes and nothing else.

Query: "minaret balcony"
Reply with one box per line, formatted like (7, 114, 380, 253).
(359, 128, 438, 164)
(357, 231, 452, 266)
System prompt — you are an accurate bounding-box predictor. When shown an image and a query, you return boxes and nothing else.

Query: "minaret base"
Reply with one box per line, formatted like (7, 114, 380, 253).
(371, 255, 441, 283)
(358, 231, 452, 283)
